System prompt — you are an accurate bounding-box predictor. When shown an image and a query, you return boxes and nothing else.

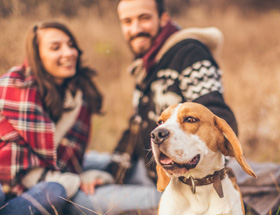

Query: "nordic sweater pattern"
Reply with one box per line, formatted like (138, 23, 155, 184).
(148, 59, 223, 120)
(110, 30, 237, 182)
(129, 38, 237, 175)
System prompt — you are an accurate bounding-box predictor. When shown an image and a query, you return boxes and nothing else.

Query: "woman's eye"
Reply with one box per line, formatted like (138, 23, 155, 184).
(157, 120, 164, 125)
(68, 41, 75, 48)
(50, 44, 60, 51)
(183, 117, 199, 123)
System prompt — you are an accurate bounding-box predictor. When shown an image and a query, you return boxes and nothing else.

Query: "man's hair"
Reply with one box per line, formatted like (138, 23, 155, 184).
(155, 0, 165, 16)
(118, 0, 166, 17)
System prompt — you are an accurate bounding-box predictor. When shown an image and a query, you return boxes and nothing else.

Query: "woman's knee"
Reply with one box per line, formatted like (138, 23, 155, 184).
(42, 182, 67, 199)
(26, 181, 67, 213)
(0, 182, 67, 215)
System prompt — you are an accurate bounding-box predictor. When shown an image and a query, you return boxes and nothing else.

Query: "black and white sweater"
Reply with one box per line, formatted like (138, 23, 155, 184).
(110, 27, 237, 182)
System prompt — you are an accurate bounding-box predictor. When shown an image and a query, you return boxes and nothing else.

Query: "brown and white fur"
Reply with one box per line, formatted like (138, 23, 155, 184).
(151, 102, 256, 215)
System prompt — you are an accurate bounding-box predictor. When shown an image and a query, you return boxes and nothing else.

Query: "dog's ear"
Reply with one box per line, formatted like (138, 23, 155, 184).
(214, 116, 257, 178)
(156, 164, 170, 191)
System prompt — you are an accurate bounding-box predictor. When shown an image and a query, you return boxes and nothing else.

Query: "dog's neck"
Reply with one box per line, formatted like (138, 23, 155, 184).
(182, 151, 225, 178)
(178, 168, 229, 198)
(177, 154, 228, 198)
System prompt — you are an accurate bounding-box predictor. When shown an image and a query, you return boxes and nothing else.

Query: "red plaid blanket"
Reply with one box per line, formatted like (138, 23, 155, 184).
(0, 66, 90, 189)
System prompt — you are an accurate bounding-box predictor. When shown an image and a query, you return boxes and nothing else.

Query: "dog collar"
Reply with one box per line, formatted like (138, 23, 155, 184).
(179, 168, 234, 198)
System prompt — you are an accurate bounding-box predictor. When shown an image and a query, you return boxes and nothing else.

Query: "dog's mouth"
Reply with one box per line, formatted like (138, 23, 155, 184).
(159, 153, 200, 170)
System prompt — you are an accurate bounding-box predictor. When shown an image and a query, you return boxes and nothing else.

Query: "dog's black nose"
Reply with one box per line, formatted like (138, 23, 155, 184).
(151, 128, 169, 145)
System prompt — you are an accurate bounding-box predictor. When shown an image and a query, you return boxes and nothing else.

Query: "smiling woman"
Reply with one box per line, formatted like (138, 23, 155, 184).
(0, 21, 104, 215)
(24, 21, 102, 122)
(0, 20, 162, 215)
(37, 28, 78, 85)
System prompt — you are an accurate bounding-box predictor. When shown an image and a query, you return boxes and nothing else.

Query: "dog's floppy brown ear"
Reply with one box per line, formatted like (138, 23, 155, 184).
(156, 165, 170, 191)
(214, 116, 256, 178)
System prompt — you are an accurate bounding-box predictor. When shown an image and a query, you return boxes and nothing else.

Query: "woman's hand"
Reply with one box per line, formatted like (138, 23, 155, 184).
(79, 170, 115, 195)
(80, 178, 104, 195)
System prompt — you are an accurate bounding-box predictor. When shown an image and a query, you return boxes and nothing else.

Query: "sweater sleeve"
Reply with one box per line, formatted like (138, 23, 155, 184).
(193, 91, 238, 135)
(159, 39, 238, 134)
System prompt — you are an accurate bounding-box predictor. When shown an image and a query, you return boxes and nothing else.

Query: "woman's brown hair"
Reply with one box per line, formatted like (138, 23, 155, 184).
(25, 21, 102, 122)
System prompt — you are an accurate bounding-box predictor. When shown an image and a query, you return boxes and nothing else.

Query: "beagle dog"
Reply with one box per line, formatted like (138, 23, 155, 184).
(151, 102, 256, 215)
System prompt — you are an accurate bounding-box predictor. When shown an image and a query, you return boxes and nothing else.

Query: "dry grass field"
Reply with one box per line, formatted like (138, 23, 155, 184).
(0, 1, 280, 165)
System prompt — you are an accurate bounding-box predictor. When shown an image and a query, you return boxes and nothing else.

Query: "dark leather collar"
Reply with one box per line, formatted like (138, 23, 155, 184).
(179, 168, 234, 198)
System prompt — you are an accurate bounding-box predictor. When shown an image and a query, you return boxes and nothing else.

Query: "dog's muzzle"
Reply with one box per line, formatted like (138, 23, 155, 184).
(151, 128, 169, 145)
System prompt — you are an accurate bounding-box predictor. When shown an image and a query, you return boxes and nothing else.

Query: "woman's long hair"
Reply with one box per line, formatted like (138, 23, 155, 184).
(25, 21, 102, 122)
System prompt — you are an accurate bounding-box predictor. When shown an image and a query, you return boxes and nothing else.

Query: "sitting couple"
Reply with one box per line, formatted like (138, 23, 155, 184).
(2, 0, 277, 215)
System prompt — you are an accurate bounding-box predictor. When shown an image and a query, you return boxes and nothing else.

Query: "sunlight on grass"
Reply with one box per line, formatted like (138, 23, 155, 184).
(0, 4, 279, 163)
(0, 3, 279, 214)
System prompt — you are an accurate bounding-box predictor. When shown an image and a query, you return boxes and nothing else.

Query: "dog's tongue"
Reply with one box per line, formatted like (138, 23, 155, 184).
(160, 154, 173, 165)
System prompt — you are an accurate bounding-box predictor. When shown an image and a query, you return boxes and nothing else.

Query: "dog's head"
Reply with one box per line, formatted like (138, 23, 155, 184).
(151, 102, 256, 191)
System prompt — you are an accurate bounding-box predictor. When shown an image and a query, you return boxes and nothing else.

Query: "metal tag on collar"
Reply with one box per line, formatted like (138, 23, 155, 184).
(190, 176, 197, 194)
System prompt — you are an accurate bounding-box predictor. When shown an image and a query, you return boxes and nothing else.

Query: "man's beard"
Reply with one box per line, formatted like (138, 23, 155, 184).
(128, 32, 153, 58)
(129, 26, 161, 58)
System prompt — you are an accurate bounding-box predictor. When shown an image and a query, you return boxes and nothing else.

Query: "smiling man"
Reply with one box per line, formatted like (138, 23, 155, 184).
(108, 0, 238, 192)
(118, 0, 169, 58)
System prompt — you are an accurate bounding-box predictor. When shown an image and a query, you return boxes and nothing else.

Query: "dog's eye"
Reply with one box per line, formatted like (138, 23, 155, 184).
(157, 120, 164, 125)
(183, 117, 199, 123)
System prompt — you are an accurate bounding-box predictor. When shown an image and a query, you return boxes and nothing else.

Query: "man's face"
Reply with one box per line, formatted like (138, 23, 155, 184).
(118, 0, 163, 58)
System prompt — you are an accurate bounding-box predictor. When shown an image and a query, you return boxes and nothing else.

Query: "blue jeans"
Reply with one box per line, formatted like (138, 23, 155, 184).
(67, 151, 161, 215)
(89, 184, 161, 214)
(0, 182, 67, 215)
(83, 151, 155, 186)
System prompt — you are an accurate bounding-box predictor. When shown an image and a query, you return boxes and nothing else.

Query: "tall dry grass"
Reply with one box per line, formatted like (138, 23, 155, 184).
(0, 3, 280, 163)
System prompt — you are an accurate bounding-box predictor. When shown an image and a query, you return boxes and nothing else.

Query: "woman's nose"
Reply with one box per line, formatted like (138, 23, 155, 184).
(63, 45, 77, 57)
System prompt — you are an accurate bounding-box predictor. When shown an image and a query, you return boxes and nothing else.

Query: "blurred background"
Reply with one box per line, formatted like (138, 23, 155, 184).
(0, 0, 279, 163)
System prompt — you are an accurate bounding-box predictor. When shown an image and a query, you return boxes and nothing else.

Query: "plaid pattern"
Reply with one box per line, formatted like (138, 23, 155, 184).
(0, 67, 90, 188)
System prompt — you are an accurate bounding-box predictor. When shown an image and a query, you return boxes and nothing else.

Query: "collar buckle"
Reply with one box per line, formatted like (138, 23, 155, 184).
(179, 168, 230, 198)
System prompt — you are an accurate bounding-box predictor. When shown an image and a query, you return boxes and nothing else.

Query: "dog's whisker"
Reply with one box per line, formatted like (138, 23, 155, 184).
(147, 156, 156, 167)
(144, 148, 156, 167)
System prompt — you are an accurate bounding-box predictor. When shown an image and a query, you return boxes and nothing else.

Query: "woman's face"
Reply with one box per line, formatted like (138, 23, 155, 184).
(38, 28, 78, 85)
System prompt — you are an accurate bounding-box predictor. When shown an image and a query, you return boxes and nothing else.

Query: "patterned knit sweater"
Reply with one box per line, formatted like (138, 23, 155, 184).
(111, 27, 238, 182)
